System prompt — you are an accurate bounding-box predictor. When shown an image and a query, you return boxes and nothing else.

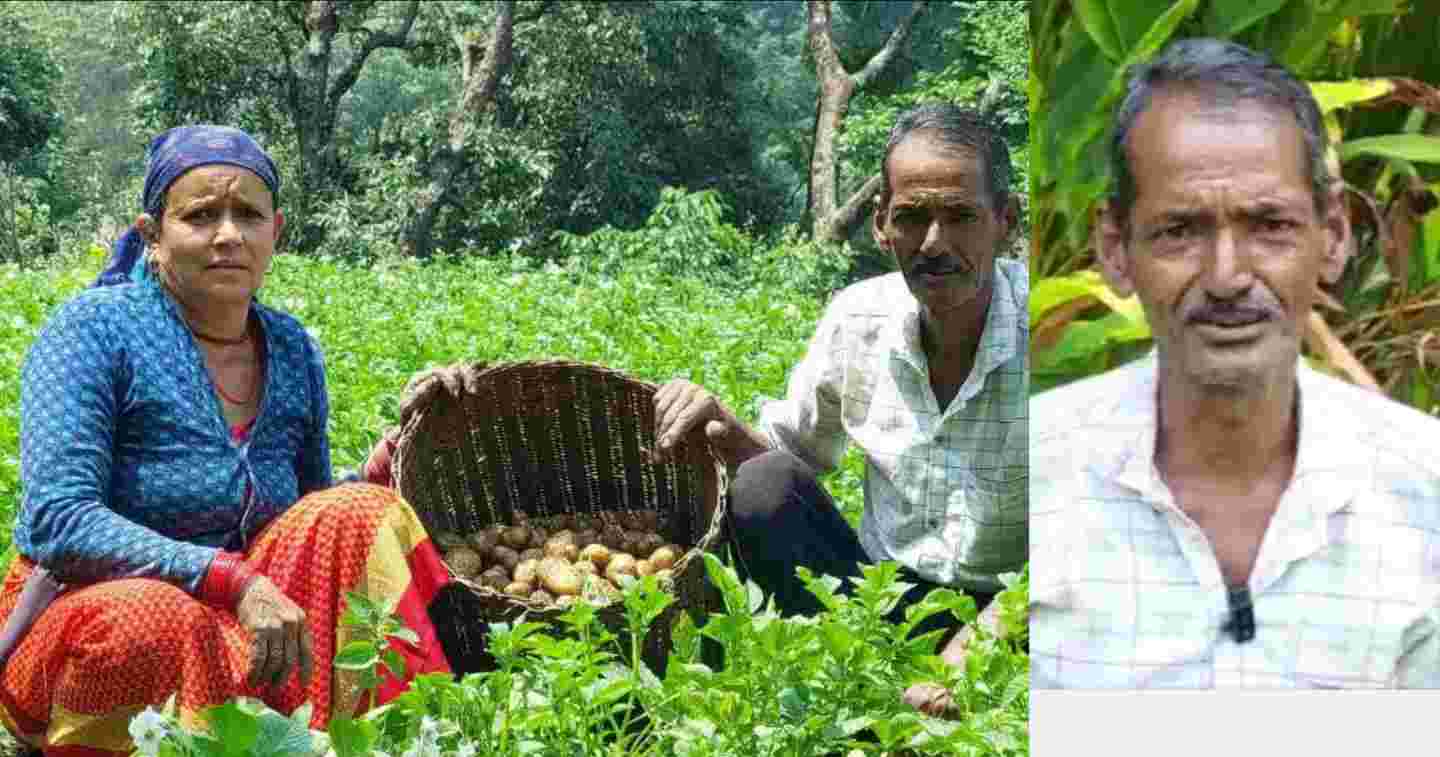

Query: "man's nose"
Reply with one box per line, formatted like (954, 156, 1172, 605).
(919, 220, 946, 256)
(1201, 226, 1254, 299)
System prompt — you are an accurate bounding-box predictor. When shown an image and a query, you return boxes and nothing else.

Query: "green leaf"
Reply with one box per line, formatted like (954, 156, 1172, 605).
(1340, 135, 1440, 165)
(333, 641, 380, 672)
(253, 708, 316, 757)
(388, 627, 421, 646)
(202, 700, 260, 757)
(1074, 0, 1124, 60)
(1203, 0, 1288, 35)
(326, 716, 379, 757)
(1308, 79, 1395, 113)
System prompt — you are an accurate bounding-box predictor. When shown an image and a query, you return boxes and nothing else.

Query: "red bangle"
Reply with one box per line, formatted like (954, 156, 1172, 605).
(200, 551, 260, 609)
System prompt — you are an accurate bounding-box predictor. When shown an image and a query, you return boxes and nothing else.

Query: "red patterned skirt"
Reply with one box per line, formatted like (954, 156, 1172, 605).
(0, 483, 452, 756)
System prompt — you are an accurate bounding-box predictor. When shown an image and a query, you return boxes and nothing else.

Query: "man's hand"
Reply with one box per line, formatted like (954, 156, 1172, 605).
(902, 599, 1001, 719)
(903, 683, 956, 719)
(237, 576, 313, 690)
(653, 379, 768, 467)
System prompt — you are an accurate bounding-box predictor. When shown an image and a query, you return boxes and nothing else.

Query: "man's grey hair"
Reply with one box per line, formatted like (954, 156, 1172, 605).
(881, 103, 1012, 214)
(1109, 37, 1330, 230)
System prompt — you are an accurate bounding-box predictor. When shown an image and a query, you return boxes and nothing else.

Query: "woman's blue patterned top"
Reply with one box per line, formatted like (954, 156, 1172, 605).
(16, 271, 332, 594)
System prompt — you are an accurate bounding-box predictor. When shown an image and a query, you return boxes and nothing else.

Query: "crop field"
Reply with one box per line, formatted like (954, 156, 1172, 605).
(0, 251, 1028, 756)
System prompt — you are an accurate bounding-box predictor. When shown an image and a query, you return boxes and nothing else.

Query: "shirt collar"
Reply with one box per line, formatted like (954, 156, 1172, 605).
(885, 259, 1022, 385)
(1110, 350, 1367, 521)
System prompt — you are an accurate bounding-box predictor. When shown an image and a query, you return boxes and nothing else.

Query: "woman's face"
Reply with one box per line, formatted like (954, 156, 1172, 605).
(142, 164, 284, 309)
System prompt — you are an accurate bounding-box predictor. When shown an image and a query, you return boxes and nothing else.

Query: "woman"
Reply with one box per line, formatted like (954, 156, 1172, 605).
(2, 126, 452, 755)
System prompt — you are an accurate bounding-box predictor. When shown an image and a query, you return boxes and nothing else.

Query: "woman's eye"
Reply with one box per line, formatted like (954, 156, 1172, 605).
(1156, 224, 1189, 241)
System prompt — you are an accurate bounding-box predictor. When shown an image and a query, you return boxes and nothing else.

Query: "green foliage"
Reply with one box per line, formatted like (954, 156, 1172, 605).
(129, 557, 1030, 756)
(551, 187, 858, 298)
(0, 6, 62, 167)
(0, 244, 870, 556)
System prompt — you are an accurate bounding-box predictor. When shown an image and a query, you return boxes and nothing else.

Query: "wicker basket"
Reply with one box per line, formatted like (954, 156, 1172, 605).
(393, 360, 727, 675)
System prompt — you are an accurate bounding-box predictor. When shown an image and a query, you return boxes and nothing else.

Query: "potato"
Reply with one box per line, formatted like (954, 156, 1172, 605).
(544, 541, 579, 562)
(648, 545, 679, 571)
(529, 527, 549, 548)
(654, 568, 674, 583)
(445, 546, 484, 578)
(538, 557, 582, 596)
(578, 543, 612, 570)
(573, 513, 596, 533)
(504, 580, 534, 596)
(550, 513, 576, 532)
(513, 558, 540, 586)
(606, 553, 638, 586)
(491, 545, 522, 573)
(637, 510, 660, 532)
(556, 595, 577, 608)
(634, 559, 655, 577)
(502, 526, 533, 550)
(620, 530, 647, 556)
(634, 532, 665, 557)
(600, 524, 628, 551)
(531, 588, 555, 604)
(574, 561, 599, 577)
(574, 529, 600, 549)
(480, 566, 510, 591)
(468, 529, 499, 554)
(547, 529, 577, 547)
(520, 548, 544, 563)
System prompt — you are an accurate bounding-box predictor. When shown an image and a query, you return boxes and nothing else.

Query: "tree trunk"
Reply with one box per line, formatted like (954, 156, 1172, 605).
(805, 0, 927, 244)
(282, 0, 420, 252)
(404, 0, 519, 259)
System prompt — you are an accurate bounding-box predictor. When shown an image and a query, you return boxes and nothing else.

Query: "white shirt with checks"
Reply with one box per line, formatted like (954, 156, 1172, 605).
(1031, 351, 1440, 688)
(756, 259, 1029, 592)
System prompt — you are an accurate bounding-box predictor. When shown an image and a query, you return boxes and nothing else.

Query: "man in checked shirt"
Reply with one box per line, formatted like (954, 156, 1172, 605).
(654, 103, 1028, 716)
(1031, 38, 1440, 688)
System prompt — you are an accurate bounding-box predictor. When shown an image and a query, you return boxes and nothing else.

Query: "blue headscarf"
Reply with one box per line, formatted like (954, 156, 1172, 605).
(94, 125, 281, 288)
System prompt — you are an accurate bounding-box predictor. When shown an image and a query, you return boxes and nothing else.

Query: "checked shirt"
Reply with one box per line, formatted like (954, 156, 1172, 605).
(756, 259, 1029, 592)
(1031, 352, 1440, 688)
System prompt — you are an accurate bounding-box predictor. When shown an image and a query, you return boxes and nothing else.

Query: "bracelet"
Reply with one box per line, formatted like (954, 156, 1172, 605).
(200, 551, 260, 610)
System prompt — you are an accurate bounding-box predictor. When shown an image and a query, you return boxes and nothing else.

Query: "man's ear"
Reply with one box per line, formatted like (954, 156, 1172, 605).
(136, 213, 160, 246)
(1318, 181, 1350, 285)
(274, 208, 286, 244)
(1095, 202, 1136, 297)
(871, 197, 891, 252)
(1000, 195, 1020, 242)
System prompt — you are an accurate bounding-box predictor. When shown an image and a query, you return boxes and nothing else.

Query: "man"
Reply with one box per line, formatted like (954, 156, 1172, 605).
(1030, 38, 1440, 688)
(654, 103, 1028, 715)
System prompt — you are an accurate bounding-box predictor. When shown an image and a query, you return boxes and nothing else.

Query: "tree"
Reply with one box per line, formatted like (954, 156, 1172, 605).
(804, 0, 928, 243)
(0, 6, 62, 262)
(125, 0, 424, 249)
(404, 1, 556, 259)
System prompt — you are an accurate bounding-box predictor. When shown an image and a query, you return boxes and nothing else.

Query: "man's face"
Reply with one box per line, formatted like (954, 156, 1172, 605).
(1098, 93, 1348, 390)
(874, 135, 1013, 327)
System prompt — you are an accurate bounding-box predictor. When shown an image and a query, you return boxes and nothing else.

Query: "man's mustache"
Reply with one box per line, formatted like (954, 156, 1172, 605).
(1185, 300, 1280, 326)
(912, 257, 972, 276)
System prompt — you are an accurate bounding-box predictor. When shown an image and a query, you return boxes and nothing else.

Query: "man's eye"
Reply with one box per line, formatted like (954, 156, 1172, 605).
(186, 208, 217, 222)
(1156, 224, 1190, 241)
(1258, 218, 1296, 234)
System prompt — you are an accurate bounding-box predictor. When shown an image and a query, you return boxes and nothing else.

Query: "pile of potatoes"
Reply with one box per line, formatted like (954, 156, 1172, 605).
(433, 511, 682, 607)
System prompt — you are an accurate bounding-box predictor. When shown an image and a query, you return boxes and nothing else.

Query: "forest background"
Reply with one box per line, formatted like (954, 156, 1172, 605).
(0, 2, 1031, 755)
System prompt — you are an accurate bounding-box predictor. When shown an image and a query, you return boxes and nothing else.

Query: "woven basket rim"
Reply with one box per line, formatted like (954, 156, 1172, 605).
(392, 358, 728, 616)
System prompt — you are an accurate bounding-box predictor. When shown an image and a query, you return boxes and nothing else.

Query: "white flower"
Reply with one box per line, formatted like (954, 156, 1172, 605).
(128, 707, 168, 756)
(419, 715, 440, 743)
(456, 741, 478, 757)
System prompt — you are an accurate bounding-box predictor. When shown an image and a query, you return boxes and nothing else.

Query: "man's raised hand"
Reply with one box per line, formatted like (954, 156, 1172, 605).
(652, 379, 768, 467)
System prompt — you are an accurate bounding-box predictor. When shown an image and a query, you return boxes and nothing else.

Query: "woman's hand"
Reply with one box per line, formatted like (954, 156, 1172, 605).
(236, 576, 313, 689)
